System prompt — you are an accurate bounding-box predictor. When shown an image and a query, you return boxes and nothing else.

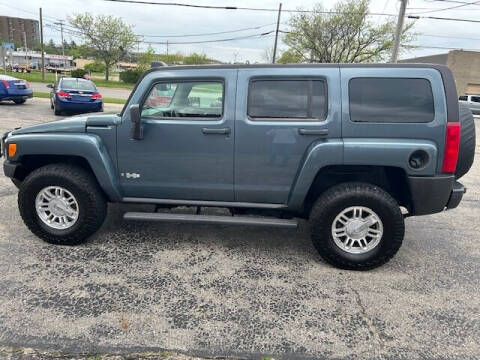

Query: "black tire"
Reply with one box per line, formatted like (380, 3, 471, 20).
(53, 102, 61, 116)
(18, 164, 107, 245)
(456, 103, 476, 179)
(13, 99, 26, 104)
(11, 178, 22, 189)
(309, 182, 405, 270)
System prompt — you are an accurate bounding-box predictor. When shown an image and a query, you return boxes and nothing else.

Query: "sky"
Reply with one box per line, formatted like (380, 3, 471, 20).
(1, 0, 479, 63)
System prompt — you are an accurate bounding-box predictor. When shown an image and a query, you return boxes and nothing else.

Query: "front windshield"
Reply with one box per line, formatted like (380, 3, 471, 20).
(61, 79, 96, 91)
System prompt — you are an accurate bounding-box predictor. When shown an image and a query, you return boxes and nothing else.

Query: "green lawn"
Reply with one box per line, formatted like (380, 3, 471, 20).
(33, 91, 126, 105)
(5, 70, 134, 89)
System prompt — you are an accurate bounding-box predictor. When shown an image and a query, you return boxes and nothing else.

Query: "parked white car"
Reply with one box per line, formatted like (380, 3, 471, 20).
(459, 94, 480, 115)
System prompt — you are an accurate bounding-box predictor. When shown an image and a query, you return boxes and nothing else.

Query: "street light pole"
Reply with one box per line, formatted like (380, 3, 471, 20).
(391, 0, 408, 63)
(55, 20, 66, 69)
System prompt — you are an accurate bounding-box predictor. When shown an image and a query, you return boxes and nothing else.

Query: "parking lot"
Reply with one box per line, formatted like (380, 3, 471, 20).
(0, 99, 479, 359)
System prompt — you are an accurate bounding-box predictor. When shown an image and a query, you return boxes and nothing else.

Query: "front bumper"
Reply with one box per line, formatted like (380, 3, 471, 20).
(408, 175, 466, 215)
(3, 160, 19, 178)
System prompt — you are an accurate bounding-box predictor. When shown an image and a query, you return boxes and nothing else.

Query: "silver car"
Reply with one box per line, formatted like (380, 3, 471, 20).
(459, 94, 480, 115)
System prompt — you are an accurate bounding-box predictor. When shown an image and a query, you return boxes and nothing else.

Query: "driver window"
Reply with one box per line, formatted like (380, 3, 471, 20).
(141, 81, 223, 119)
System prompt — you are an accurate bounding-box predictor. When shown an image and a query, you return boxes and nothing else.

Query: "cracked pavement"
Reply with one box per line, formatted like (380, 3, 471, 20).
(0, 99, 479, 359)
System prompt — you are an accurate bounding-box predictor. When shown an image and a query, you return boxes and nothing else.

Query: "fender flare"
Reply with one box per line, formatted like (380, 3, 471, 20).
(287, 139, 344, 211)
(7, 133, 121, 201)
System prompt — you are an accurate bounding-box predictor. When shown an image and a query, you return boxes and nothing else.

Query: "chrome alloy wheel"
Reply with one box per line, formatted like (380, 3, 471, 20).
(35, 186, 79, 230)
(331, 206, 383, 254)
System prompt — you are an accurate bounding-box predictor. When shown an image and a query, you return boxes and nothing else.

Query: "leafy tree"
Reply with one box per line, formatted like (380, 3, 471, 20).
(183, 53, 210, 65)
(69, 13, 138, 80)
(283, 0, 415, 63)
(277, 49, 302, 64)
(137, 45, 156, 70)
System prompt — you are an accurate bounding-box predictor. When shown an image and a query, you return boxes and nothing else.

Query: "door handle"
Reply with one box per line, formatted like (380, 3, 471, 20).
(298, 128, 329, 136)
(202, 127, 231, 135)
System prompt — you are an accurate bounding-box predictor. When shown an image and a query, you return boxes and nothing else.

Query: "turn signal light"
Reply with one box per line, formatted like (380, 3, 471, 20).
(8, 143, 17, 157)
(442, 122, 461, 173)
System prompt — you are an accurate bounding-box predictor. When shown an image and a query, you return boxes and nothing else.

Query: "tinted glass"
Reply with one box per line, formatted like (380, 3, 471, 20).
(459, 96, 468, 101)
(349, 78, 434, 123)
(142, 81, 223, 119)
(470, 96, 480, 103)
(61, 79, 96, 91)
(248, 79, 327, 119)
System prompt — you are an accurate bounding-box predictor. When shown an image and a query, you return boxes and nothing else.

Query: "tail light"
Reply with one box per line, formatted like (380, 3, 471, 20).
(442, 122, 461, 173)
(56, 90, 71, 99)
(2, 80, 10, 89)
(91, 93, 102, 100)
(26, 82, 31, 88)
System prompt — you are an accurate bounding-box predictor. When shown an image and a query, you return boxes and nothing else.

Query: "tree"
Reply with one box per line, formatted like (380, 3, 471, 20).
(277, 49, 302, 64)
(69, 13, 138, 80)
(137, 45, 156, 70)
(283, 0, 415, 63)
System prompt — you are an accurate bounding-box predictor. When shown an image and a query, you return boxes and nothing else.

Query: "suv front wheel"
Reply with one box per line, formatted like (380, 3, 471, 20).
(18, 164, 107, 245)
(309, 182, 405, 270)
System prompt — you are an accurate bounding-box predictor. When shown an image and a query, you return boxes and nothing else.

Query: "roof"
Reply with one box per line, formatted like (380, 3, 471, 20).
(0, 75, 20, 81)
(147, 62, 450, 71)
(60, 77, 92, 82)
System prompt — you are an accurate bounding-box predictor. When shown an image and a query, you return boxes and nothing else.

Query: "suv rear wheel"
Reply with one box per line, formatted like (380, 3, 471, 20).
(18, 164, 107, 245)
(309, 182, 405, 270)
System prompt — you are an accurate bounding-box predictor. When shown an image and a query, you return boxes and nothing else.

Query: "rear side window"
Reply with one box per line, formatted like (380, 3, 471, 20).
(471, 96, 480, 103)
(248, 79, 327, 120)
(459, 95, 468, 101)
(349, 78, 434, 123)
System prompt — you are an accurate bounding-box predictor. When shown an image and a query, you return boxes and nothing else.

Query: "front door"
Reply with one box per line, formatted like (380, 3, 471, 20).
(117, 69, 236, 201)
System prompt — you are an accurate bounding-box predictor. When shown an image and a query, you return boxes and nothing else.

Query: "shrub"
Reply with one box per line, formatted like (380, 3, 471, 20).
(84, 61, 106, 73)
(70, 68, 88, 78)
(119, 68, 144, 84)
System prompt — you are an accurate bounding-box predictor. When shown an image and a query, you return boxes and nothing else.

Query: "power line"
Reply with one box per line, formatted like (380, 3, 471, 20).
(407, 14, 480, 22)
(143, 31, 276, 45)
(140, 23, 275, 38)
(103, 0, 398, 16)
(407, 0, 480, 14)
(420, 33, 480, 40)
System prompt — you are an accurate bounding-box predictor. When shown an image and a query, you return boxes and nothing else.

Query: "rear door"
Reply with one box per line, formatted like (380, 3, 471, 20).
(234, 66, 341, 204)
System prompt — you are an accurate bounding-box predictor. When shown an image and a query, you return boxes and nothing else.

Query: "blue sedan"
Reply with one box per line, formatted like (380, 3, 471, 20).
(49, 77, 103, 115)
(0, 75, 33, 104)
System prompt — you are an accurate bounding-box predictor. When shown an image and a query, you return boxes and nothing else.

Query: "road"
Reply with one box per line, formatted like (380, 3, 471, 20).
(0, 99, 479, 359)
(30, 81, 132, 99)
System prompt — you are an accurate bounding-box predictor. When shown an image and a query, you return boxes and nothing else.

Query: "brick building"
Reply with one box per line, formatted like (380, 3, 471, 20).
(400, 50, 480, 95)
(0, 15, 39, 49)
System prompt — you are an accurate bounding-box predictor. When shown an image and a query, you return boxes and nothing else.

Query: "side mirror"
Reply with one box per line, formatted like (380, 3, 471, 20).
(130, 104, 143, 140)
(46, 83, 54, 89)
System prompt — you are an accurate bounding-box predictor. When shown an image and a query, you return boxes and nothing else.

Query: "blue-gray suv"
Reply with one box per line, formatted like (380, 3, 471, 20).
(1, 64, 476, 270)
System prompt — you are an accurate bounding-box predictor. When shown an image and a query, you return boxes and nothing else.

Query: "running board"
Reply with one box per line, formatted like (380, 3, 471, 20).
(123, 212, 298, 228)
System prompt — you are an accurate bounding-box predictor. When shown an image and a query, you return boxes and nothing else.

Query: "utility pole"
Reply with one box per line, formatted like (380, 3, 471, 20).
(166, 40, 169, 56)
(391, 0, 408, 63)
(55, 20, 66, 69)
(23, 31, 28, 67)
(40, 8, 45, 80)
(272, 2, 282, 64)
(1, 46, 6, 74)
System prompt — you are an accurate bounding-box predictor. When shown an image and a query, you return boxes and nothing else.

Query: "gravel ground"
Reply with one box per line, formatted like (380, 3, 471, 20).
(0, 99, 479, 360)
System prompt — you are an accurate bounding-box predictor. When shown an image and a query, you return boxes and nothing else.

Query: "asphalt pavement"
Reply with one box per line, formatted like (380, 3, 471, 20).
(0, 98, 479, 359)
(30, 81, 132, 99)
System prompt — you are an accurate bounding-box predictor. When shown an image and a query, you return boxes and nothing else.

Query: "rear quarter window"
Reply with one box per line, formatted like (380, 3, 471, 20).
(349, 77, 435, 123)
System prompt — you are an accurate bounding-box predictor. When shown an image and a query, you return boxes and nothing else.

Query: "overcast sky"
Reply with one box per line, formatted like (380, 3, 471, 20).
(1, 0, 479, 63)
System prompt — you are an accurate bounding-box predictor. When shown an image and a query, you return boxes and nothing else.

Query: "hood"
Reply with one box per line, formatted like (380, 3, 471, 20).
(11, 113, 121, 135)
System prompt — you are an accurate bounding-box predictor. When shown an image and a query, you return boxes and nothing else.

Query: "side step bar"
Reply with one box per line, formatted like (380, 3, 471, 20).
(123, 212, 298, 228)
